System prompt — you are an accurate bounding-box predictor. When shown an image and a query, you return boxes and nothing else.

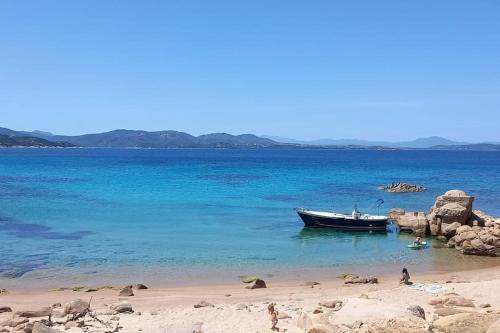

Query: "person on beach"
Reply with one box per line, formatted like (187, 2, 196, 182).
(268, 303, 279, 331)
(400, 267, 411, 285)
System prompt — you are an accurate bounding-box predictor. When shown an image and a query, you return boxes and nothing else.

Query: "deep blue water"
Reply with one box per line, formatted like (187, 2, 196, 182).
(1, 148, 500, 287)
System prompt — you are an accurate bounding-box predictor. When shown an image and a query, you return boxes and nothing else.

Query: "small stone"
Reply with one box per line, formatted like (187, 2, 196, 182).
(313, 308, 323, 314)
(133, 284, 148, 290)
(407, 305, 425, 320)
(245, 279, 266, 289)
(481, 303, 492, 308)
(194, 300, 214, 308)
(15, 307, 52, 318)
(110, 301, 133, 314)
(118, 286, 134, 297)
(0, 306, 12, 313)
(64, 299, 89, 315)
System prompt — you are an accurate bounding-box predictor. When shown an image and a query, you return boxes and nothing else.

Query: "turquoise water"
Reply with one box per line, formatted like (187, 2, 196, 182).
(1, 148, 500, 288)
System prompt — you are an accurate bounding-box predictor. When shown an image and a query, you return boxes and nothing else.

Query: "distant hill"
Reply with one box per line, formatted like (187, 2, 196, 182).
(262, 135, 469, 148)
(2, 126, 499, 150)
(0, 134, 74, 147)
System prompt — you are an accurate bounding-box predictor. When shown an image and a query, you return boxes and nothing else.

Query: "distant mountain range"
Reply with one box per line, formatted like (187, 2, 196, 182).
(262, 135, 470, 148)
(1, 126, 499, 150)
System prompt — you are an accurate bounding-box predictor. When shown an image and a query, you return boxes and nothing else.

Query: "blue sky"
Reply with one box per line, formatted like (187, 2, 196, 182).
(1, 1, 499, 141)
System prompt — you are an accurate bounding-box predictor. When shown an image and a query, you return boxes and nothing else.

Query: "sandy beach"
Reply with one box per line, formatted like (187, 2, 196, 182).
(2, 265, 500, 332)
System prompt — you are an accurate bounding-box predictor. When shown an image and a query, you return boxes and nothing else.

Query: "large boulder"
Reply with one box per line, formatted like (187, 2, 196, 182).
(432, 312, 499, 333)
(428, 190, 474, 236)
(64, 299, 89, 315)
(32, 322, 62, 333)
(392, 211, 428, 235)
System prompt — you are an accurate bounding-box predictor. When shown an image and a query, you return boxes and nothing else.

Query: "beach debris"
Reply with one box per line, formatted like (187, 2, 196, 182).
(133, 284, 148, 290)
(0, 306, 12, 313)
(110, 301, 134, 313)
(245, 278, 267, 289)
(241, 276, 259, 283)
(344, 276, 378, 284)
(407, 305, 425, 320)
(118, 285, 134, 297)
(64, 299, 89, 315)
(193, 300, 214, 308)
(15, 307, 52, 318)
(379, 182, 426, 193)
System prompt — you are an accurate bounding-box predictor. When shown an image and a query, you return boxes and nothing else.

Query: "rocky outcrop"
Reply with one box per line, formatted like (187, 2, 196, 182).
(428, 190, 474, 236)
(447, 222, 500, 256)
(380, 183, 426, 193)
(390, 210, 428, 235)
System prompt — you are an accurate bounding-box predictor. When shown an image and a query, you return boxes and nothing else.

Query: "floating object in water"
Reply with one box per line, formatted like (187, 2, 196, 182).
(407, 241, 427, 249)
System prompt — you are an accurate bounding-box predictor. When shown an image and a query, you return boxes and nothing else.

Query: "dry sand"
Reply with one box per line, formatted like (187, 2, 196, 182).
(1, 265, 500, 332)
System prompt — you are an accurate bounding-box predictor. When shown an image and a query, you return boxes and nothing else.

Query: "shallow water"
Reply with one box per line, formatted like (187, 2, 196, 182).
(0, 148, 499, 288)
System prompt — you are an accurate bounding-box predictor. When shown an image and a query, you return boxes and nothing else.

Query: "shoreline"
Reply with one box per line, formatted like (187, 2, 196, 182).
(1, 264, 500, 332)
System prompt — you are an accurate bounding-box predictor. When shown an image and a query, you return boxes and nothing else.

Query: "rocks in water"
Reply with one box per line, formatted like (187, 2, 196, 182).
(63, 299, 89, 315)
(441, 221, 462, 238)
(118, 285, 134, 297)
(428, 190, 474, 236)
(0, 306, 12, 313)
(245, 279, 266, 289)
(109, 301, 133, 313)
(390, 210, 428, 235)
(344, 276, 378, 284)
(379, 182, 426, 193)
(133, 284, 148, 290)
(193, 300, 214, 308)
(15, 307, 52, 318)
(407, 305, 425, 320)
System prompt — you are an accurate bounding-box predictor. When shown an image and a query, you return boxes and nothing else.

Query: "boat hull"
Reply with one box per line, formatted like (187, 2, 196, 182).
(296, 210, 388, 231)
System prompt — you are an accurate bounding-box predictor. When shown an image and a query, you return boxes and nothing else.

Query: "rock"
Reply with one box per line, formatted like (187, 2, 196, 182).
(31, 322, 61, 333)
(344, 276, 378, 284)
(64, 299, 89, 315)
(428, 190, 474, 236)
(15, 307, 52, 318)
(297, 312, 313, 330)
(245, 279, 266, 289)
(337, 273, 358, 279)
(407, 305, 425, 320)
(435, 307, 469, 317)
(109, 301, 133, 313)
(301, 281, 320, 287)
(118, 285, 134, 297)
(380, 183, 426, 193)
(51, 303, 61, 309)
(64, 321, 80, 329)
(432, 312, 499, 333)
(0, 289, 7, 295)
(392, 211, 428, 235)
(193, 300, 214, 308)
(307, 327, 335, 333)
(318, 300, 342, 309)
(0, 306, 12, 313)
(388, 208, 406, 219)
(487, 319, 500, 333)
(481, 303, 492, 308)
(133, 284, 148, 290)
(313, 308, 323, 314)
(442, 221, 462, 238)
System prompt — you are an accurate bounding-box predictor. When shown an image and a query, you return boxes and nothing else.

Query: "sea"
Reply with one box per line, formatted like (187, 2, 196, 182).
(1, 148, 500, 288)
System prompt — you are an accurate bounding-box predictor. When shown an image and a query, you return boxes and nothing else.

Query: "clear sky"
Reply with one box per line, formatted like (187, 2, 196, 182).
(1, 1, 499, 141)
